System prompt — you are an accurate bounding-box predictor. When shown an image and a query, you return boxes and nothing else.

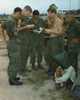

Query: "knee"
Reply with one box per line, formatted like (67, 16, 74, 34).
(56, 68, 61, 77)
(56, 68, 61, 73)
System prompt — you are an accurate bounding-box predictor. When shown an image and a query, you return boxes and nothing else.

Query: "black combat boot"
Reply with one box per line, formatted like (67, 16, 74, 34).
(32, 64, 37, 71)
(37, 63, 45, 69)
(9, 78, 23, 86)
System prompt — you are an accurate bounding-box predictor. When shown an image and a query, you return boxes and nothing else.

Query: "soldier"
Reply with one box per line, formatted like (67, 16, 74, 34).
(18, 5, 33, 76)
(44, 4, 64, 75)
(66, 11, 80, 73)
(28, 10, 45, 70)
(0, 7, 23, 85)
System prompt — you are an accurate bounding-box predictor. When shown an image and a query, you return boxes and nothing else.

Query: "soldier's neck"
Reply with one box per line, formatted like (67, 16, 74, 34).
(12, 13, 17, 19)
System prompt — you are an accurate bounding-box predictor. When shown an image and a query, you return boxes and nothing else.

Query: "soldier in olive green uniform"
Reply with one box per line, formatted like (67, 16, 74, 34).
(18, 6, 33, 76)
(66, 12, 80, 73)
(1, 7, 23, 85)
(19, 16, 30, 76)
(28, 10, 45, 70)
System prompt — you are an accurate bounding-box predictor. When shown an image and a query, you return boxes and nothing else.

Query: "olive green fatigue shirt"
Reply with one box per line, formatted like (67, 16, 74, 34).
(1, 15, 21, 79)
(28, 18, 45, 46)
(68, 19, 80, 53)
(19, 16, 30, 44)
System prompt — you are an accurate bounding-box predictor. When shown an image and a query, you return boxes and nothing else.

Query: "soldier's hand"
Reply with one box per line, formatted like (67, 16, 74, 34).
(26, 24, 34, 29)
(45, 29, 50, 33)
(33, 30, 37, 33)
(14, 32, 18, 36)
(42, 27, 45, 31)
(72, 38, 80, 43)
(18, 19, 22, 25)
(28, 29, 37, 33)
(5, 40, 8, 44)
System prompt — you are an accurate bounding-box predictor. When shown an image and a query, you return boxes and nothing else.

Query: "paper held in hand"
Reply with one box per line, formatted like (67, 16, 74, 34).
(36, 27, 43, 34)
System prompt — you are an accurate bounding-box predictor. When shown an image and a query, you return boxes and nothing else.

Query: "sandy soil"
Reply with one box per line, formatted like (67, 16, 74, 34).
(0, 38, 78, 100)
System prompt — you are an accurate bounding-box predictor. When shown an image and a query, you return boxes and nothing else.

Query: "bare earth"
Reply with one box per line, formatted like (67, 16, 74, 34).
(0, 38, 79, 100)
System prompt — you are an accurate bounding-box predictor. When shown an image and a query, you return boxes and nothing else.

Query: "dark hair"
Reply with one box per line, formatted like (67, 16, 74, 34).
(47, 5, 57, 13)
(65, 11, 75, 17)
(33, 10, 39, 15)
(47, 7, 57, 14)
(49, 4, 58, 9)
(14, 7, 22, 13)
(24, 5, 32, 13)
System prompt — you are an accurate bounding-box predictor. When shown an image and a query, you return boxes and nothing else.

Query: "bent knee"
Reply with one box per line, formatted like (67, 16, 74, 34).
(56, 68, 61, 72)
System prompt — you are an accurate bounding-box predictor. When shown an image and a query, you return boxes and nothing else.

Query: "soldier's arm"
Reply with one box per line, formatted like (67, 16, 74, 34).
(19, 19, 34, 31)
(18, 24, 34, 31)
(45, 21, 63, 35)
(72, 23, 80, 43)
(0, 22, 8, 44)
(0, 28, 8, 44)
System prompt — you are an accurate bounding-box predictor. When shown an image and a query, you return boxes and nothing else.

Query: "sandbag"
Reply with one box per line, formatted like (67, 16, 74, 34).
(53, 51, 70, 69)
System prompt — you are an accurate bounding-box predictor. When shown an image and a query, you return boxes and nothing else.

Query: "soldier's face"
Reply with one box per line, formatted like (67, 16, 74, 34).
(33, 15, 39, 21)
(16, 12, 22, 19)
(48, 11, 56, 18)
(66, 14, 72, 23)
(23, 11, 31, 17)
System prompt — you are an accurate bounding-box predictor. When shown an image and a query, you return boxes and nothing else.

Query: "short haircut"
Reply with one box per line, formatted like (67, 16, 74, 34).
(65, 11, 75, 17)
(33, 10, 39, 15)
(47, 4, 57, 14)
(24, 5, 32, 13)
(49, 4, 58, 9)
(14, 7, 22, 13)
(48, 6, 57, 14)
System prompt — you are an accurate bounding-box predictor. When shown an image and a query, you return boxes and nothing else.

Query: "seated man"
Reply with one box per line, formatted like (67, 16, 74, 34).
(53, 51, 76, 89)
(54, 66, 76, 89)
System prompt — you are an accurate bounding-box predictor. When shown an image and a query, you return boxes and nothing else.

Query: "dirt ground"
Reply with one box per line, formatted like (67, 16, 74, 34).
(0, 38, 79, 100)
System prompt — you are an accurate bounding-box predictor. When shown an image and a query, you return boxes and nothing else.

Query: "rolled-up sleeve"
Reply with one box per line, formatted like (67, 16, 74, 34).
(9, 21, 17, 33)
(1, 22, 6, 29)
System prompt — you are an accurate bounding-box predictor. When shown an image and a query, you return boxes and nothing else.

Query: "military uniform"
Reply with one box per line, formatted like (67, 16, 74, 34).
(1, 15, 21, 80)
(68, 19, 80, 72)
(45, 35, 64, 74)
(28, 18, 45, 65)
(19, 16, 30, 71)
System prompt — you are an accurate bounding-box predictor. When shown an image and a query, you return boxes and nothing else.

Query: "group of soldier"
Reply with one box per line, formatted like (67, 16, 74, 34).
(0, 4, 80, 89)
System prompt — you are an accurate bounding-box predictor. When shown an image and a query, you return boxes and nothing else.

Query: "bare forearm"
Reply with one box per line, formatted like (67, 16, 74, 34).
(72, 38, 80, 43)
(13, 26, 28, 36)
(18, 26, 27, 31)
(0, 29, 6, 41)
(18, 24, 34, 32)
(50, 29, 62, 35)
(45, 29, 62, 35)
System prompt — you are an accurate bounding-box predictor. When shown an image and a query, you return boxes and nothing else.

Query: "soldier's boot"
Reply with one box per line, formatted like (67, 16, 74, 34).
(9, 78, 23, 86)
(45, 64, 52, 73)
(32, 64, 37, 71)
(37, 63, 45, 69)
